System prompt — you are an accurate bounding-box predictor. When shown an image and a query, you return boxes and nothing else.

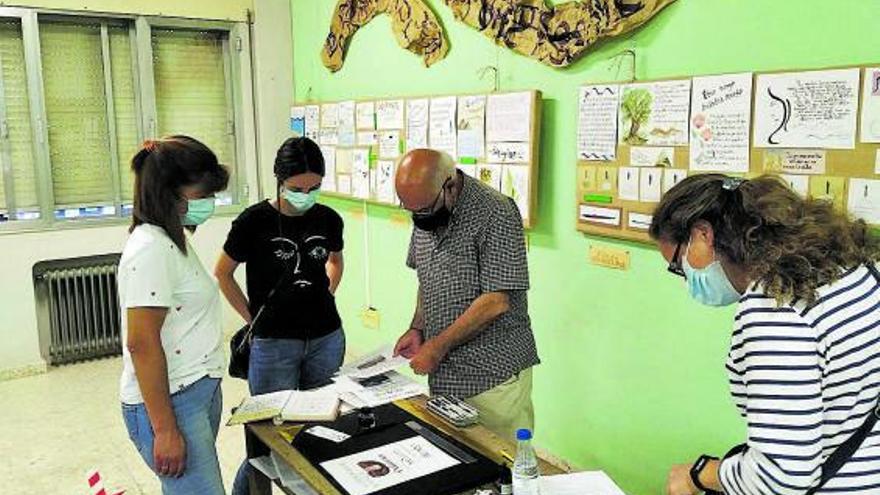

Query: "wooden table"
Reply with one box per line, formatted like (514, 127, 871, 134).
(244, 396, 569, 495)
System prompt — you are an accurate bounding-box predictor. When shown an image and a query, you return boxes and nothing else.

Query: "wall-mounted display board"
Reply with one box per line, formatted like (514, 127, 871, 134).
(575, 66, 880, 244)
(291, 91, 542, 228)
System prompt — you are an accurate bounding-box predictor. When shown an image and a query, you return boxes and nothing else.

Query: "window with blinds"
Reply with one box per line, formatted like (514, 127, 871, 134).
(152, 28, 236, 204)
(0, 10, 242, 228)
(0, 19, 39, 220)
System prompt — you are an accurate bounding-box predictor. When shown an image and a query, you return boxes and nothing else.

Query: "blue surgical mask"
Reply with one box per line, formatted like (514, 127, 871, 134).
(282, 188, 319, 212)
(682, 243, 742, 307)
(182, 197, 215, 226)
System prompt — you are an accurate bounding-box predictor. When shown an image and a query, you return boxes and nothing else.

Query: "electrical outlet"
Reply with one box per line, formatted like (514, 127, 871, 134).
(361, 307, 381, 329)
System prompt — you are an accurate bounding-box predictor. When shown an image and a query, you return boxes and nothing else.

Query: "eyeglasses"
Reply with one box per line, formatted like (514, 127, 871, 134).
(412, 178, 451, 219)
(667, 242, 686, 279)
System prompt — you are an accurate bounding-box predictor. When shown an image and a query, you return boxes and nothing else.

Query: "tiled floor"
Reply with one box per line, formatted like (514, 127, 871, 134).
(0, 357, 264, 494)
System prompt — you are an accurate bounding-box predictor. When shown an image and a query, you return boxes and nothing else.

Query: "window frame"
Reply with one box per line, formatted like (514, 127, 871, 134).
(0, 6, 250, 235)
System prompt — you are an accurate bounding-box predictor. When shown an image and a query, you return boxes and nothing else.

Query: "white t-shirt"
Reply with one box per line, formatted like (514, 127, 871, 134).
(118, 224, 225, 404)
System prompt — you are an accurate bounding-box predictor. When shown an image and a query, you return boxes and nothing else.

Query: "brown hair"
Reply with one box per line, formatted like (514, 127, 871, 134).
(649, 174, 879, 305)
(130, 135, 229, 253)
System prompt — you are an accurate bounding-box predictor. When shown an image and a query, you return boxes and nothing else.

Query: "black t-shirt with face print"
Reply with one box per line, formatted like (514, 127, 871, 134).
(223, 200, 343, 339)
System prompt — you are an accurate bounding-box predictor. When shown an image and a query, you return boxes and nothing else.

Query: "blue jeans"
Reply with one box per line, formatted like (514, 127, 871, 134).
(232, 328, 345, 495)
(122, 376, 224, 495)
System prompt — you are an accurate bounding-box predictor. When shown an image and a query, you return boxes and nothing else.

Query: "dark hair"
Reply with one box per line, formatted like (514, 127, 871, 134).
(650, 174, 879, 305)
(130, 135, 229, 253)
(274, 137, 325, 182)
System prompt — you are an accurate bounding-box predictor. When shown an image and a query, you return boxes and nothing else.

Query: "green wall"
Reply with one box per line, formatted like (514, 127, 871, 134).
(289, 1, 879, 493)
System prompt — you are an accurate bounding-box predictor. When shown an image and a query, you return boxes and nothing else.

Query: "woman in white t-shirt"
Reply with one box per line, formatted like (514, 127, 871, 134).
(119, 136, 229, 494)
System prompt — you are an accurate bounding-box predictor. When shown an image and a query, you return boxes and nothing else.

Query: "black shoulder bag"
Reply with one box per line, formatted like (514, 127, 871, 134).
(716, 264, 880, 495)
(227, 272, 288, 380)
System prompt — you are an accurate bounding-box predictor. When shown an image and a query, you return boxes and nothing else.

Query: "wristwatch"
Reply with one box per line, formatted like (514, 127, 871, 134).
(690, 454, 718, 493)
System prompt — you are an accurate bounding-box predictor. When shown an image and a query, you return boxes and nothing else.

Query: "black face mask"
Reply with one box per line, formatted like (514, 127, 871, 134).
(412, 178, 452, 232)
(412, 205, 451, 232)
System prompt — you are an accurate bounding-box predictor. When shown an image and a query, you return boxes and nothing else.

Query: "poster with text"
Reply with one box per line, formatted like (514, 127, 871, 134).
(754, 68, 860, 149)
(689, 73, 752, 172)
(860, 68, 880, 143)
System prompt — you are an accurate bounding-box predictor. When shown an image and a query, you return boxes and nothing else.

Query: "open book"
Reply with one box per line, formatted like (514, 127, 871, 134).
(228, 389, 340, 426)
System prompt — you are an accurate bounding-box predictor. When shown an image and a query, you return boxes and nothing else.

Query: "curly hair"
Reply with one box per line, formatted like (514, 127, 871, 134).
(649, 174, 879, 305)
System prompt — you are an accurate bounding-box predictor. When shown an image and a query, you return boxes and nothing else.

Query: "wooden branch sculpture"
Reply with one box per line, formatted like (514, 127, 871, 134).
(322, 0, 449, 72)
(321, 0, 677, 71)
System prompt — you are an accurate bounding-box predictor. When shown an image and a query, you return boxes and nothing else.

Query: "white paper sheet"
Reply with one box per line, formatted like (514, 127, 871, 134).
(272, 452, 320, 495)
(321, 103, 339, 128)
(663, 168, 687, 194)
(379, 131, 402, 159)
(779, 174, 810, 197)
(337, 175, 352, 195)
(406, 99, 430, 151)
(249, 456, 279, 480)
(579, 205, 621, 226)
(322, 146, 337, 192)
(628, 212, 653, 231)
(338, 100, 356, 127)
(375, 160, 397, 204)
(578, 84, 620, 161)
(639, 168, 663, 203)
(351, 149, 371, 200)
(356, 101, 375, 130)
(618, 167, 640, 201)
(305, 426, 351, 443)
(279, 389, 340, 421)
(501, 165, 530, 222)
(319, 129, 339, 146)
(343, 371, 426, 408)
(860, 68, 880, 143)
(357, 131, 379, 147)
(754, 68, 860, 149)
(429, 96, 457, 158)
(487, 142, 530, 163)
(320, 437, 459, 495)
(340, 346, 410, 380)
(486, 92, 532, 142)
(539, 471, 626, 495)
(336, 148, 353, 174)
(476, 163, 503, 191)
(689, 73, 752, 172)
(305, 105, 320, 141)
(376, 100, 405, 130)
(458, 165, 477, 178)
(457, 95, 486, 159)
(630, 146, 674, 167)
(847, 178, 880, 224)
(619, 80, 691, 146)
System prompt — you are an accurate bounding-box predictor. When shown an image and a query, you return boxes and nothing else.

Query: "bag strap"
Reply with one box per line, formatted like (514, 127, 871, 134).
(805, 263, 880, 495)
(236, 254, 296, 348)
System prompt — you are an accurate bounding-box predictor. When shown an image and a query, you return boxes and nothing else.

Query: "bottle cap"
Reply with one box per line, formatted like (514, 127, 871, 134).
(516, 428, 532, 441)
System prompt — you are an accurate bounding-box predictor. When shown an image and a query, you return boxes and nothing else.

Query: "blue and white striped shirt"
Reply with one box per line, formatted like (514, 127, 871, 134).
(720, 264, 880, 494)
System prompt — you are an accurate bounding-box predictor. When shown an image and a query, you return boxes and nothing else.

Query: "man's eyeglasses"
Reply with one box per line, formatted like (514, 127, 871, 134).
(668, 242, 686, 278)
(412, 178, 451, 219)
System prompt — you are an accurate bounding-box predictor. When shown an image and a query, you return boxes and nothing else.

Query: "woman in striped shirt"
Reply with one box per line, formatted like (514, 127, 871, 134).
(650, 174, 880, 495)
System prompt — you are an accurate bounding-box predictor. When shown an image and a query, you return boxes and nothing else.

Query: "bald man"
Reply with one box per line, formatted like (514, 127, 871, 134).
(393, 149, 540, 441)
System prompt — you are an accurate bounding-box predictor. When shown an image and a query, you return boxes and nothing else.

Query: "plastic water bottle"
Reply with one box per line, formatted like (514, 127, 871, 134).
(512, 428, 540, 494)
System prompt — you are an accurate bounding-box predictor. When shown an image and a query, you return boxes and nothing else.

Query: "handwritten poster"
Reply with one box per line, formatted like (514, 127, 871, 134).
(763, 149, 826, 175)
(305, 105, 320, 141)
(429, 96, 457, 158)
(321, 146, 337, 192)
(619, 80, 691, 146)
(356, 101, 375, 130)
(376, 100, 405, 130)
(290, 106, 306, 136)
(375, 160, 396, 204)
(847, 178, 880, 225)
(406, 99, 429, 151)
(754, 68, 860, 149)
(860, 68, 880, 143)
(379, 131, 401, 159)
(689, 73, 752, 173)
(502, 165, 530, 222)
(487, 142, 530, 163)
(486, 92, 532, 142)
(351, 148, 371, 199)
(578, 85, 620, 161)
(321, 103, 339, 128)
(319, 129, 339, 146)
(457, 95, 486, 160)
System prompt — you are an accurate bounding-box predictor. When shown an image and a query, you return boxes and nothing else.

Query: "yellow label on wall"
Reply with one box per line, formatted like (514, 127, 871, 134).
(589, 245, 631, 271)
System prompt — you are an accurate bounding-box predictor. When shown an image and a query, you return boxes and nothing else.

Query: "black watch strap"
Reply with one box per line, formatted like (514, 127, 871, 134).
(690, 454, 719, 493)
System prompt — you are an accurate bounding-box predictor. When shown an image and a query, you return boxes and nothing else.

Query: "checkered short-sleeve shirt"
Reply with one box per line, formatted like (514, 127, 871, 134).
(407, 172, 540, 398)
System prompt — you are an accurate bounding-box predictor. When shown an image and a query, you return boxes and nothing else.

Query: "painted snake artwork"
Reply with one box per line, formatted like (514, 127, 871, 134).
(321, 0, 677, 72)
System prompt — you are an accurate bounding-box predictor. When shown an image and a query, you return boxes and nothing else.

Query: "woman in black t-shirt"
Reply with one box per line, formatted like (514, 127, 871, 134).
(217, 137, 346, 495)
